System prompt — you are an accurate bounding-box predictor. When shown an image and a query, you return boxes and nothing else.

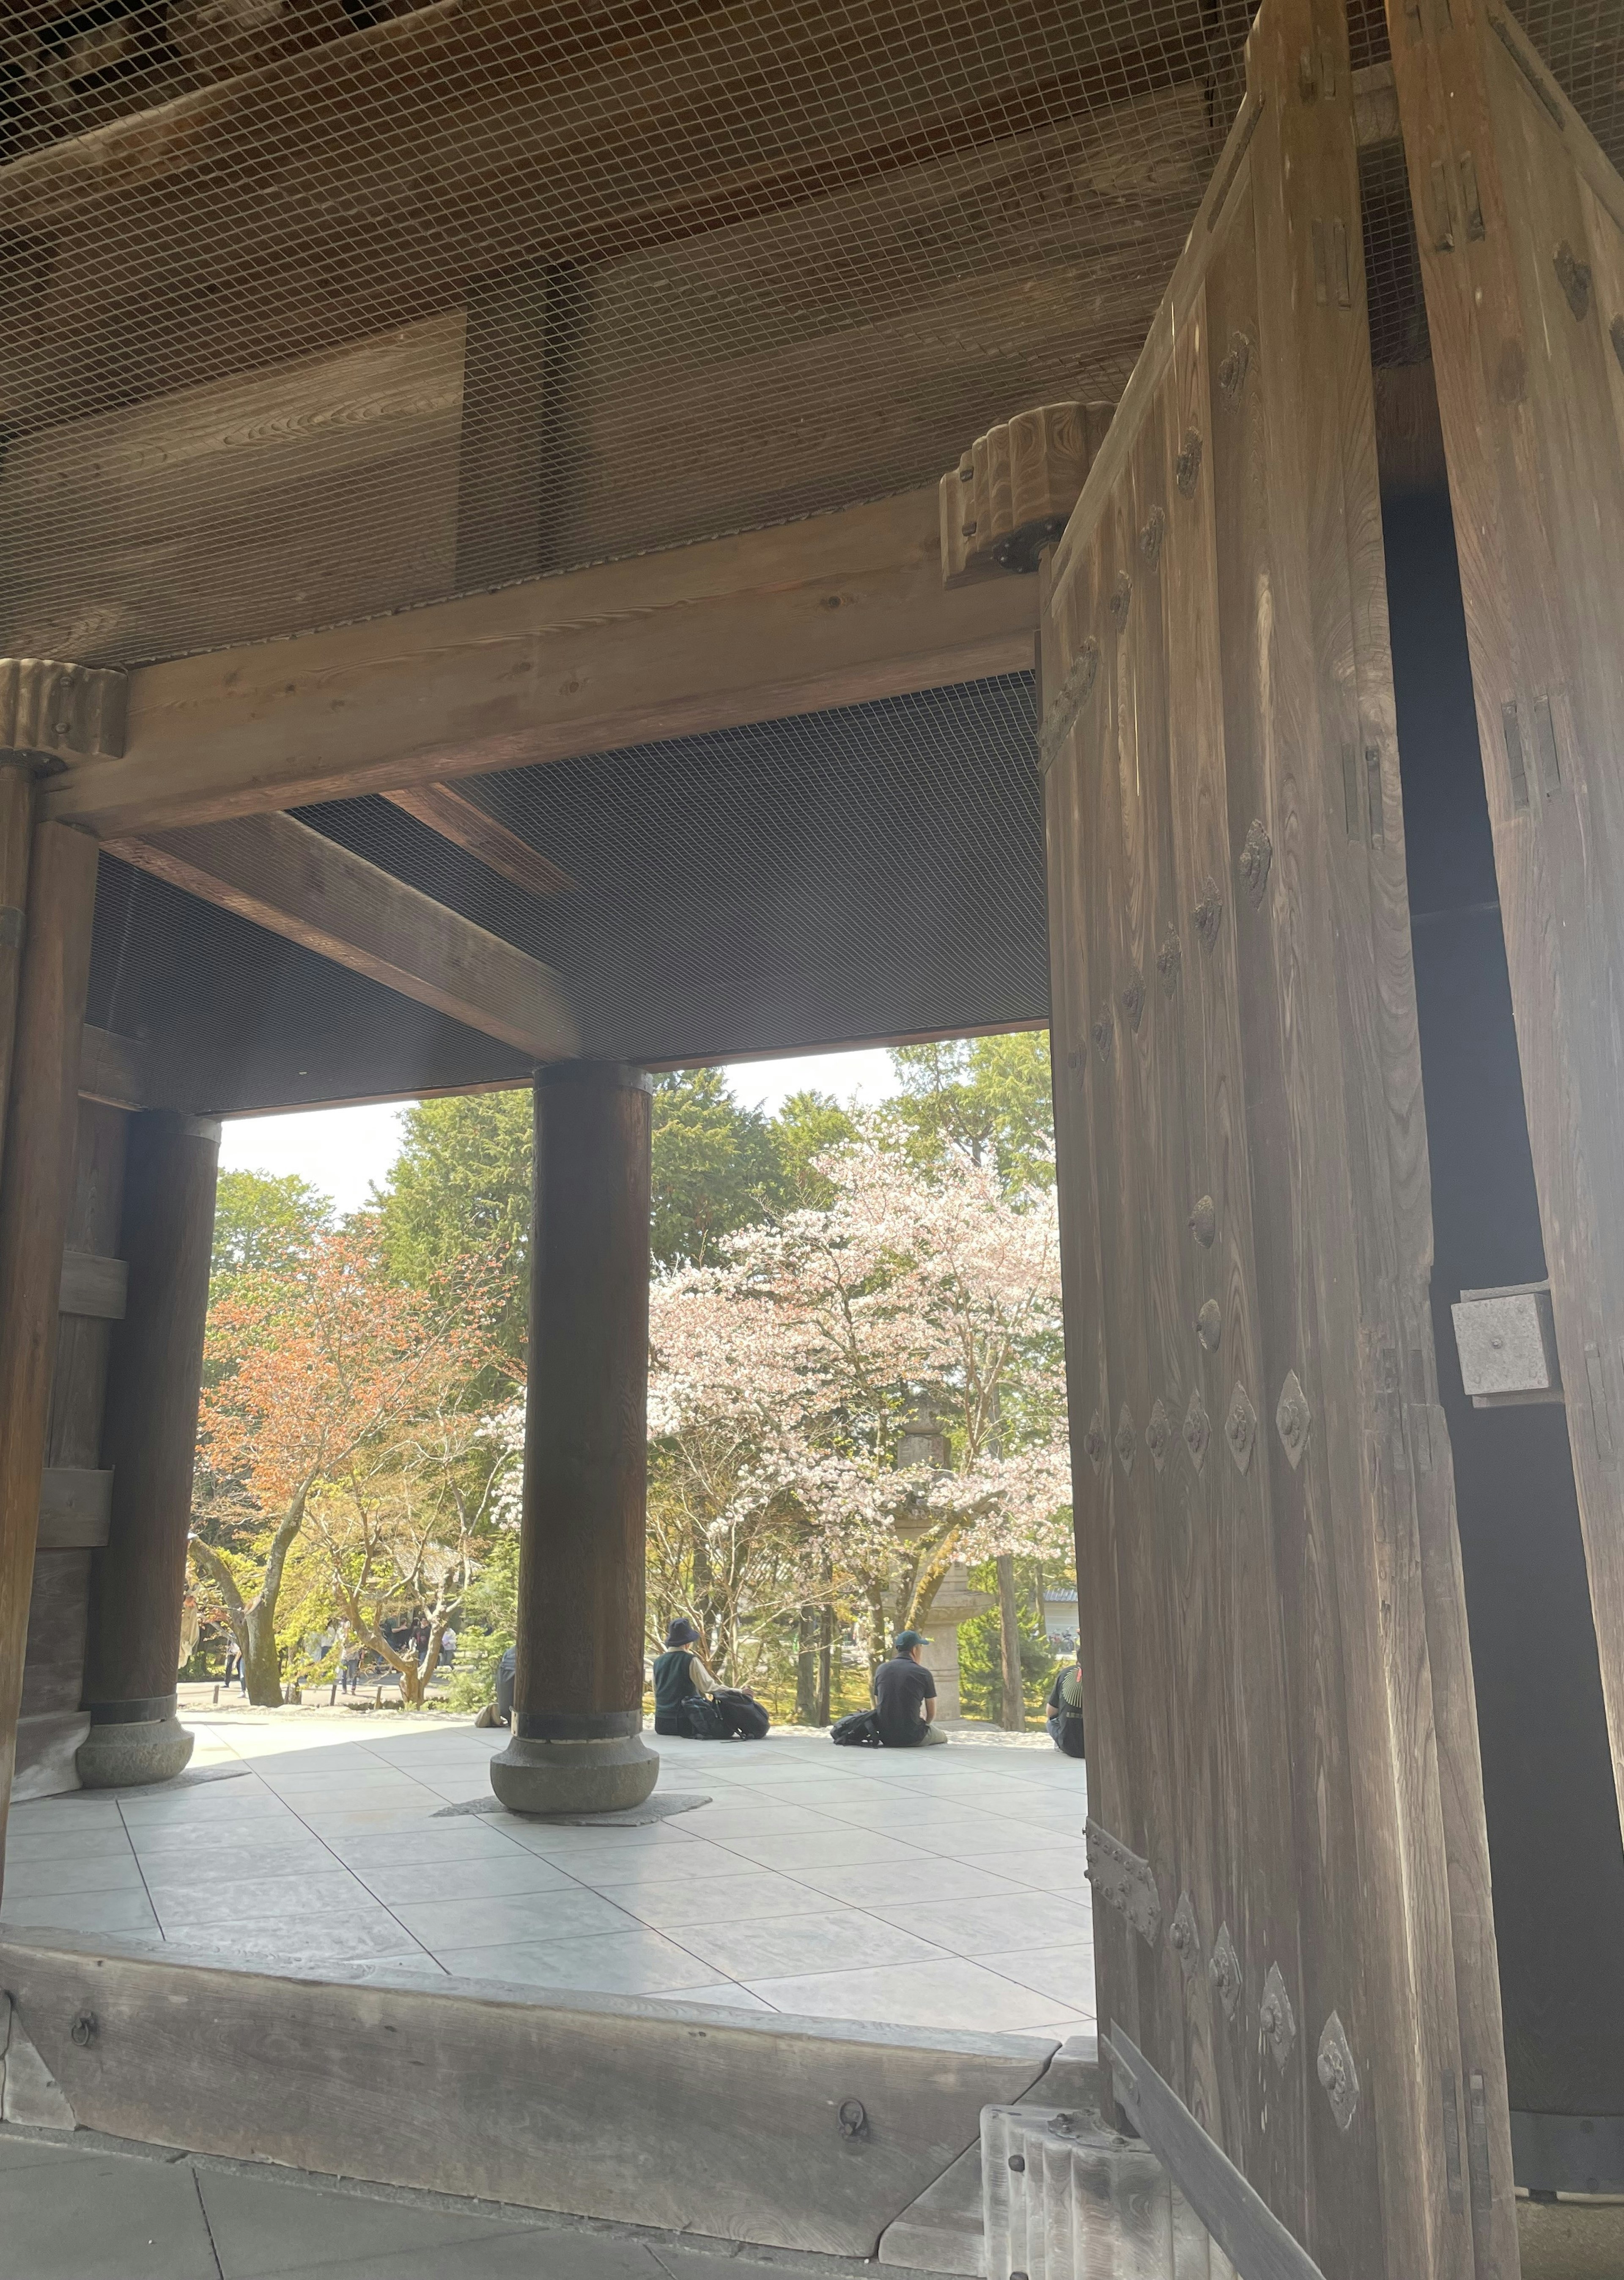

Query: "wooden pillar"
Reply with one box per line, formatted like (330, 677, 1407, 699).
(0, 822, 99, 1882)
(0, 758, 35, 1182)
(77, 1111, 221, 1788)
(489, 1060, 657, 1815)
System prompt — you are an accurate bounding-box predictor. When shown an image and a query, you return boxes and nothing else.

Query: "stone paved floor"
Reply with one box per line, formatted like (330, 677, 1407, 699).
(0, 2126, 918, 2280)
(1, 1718, 1095, 2039)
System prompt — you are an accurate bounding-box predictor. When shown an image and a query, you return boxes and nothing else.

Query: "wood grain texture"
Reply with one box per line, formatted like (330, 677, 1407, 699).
(0, 822, 99, 1883)
(85, 1114, 219, 1711)
(518, 1068, 652, 1725)
(1384, 4, 1624, 2143)
(0, 764, 34, 1195)
(44, 489, 1037, 834)
(382, 784, 577, 899)
(36, 1471, 113, 1551)
(18, 1552, 91, 1719)
(77, 1025, 148, 1113)
(104, 812, 578, 1061)
(58, 1251, 128, 1321)
(1041, 4, 1510, 2272)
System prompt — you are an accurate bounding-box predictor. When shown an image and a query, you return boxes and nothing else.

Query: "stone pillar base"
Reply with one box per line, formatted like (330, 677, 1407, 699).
(75, 1713, 194, 1789)
(489, 1731, 658, 1816)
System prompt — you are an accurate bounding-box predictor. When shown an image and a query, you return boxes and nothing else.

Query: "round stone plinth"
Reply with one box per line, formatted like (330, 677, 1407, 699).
(488, 1731, 659, 1816)
(75, 1714, 195, 1789)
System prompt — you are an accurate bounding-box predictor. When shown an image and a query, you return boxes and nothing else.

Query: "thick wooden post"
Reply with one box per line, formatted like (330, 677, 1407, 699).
(77, 1111, 221, 1788)
(490, 1061, 657, 1815)
(0, 822, 99, 1881)
(0, 759, 35, 1182)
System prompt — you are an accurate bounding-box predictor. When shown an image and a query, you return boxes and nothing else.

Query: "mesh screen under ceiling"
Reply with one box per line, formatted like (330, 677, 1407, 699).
(1, 0, 1261, 666)
(86, 674, 1048, 1110)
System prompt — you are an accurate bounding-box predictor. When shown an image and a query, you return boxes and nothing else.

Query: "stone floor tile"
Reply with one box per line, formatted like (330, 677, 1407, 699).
(145, 1871, 374, 1927)
(156, 1912, 424, 1966)
(3, 1821, 135, 1863)
(0, 1850, 148, 1899)
(953, 1846, 1090, 1893)
(608, 1869, 836, 1930)
(645, 1981, 779, 2011)
(390, 1887, 640, 1950)
(666, 1907, 947, 1981)
(977, 1942, 1098, 2011)
(674, 1805, 848, 1843)
(791, 1856, 1024, 1908)
(0, 2148, 220, 2279)
(352, 1852, 579, 1904)
(0, 1886, 159, 1937)
(130, 1839, 337, 1884)
(196, 2165, 539, 2279)
(551, 1837, 764, 1887)
(323, 1824, 521, 1868)
(745, 1956, 1079, 2034)
(704, 1828, 920, 1872)
(866, 1890, 1091, 1956)
(435, 1927, 724, 1996)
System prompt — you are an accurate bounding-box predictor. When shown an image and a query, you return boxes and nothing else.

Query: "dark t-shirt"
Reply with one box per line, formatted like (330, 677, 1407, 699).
(873, 1654, 936, 1745)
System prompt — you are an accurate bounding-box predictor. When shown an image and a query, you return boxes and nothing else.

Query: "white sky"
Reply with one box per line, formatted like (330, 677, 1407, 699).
(217, 1046, 900, 1217)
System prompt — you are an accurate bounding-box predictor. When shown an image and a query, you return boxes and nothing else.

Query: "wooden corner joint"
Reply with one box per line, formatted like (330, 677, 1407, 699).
(938, 401, 1114, 590)
(0, 659, 127, 764)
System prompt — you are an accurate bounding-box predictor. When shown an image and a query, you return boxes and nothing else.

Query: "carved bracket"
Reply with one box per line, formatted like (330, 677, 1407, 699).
(1086, 1821, 1163, 1945)
(941, 401, 1111, 586)
(0, 659, 126, 763)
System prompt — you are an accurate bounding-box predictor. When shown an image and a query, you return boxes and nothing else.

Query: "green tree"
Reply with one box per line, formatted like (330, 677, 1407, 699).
(650, 1068, 786, 1270)
(376, 1093, 532, 1357)
(211, 1170, 332, 1298)
(773, 1088, 857, 1204)
(887, 1033, 1055, 1192)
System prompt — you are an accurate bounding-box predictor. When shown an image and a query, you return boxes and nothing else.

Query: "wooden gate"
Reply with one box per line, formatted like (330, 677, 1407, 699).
(1387, 0, 1624, 1842)
(1041, 2, 1515, 2275)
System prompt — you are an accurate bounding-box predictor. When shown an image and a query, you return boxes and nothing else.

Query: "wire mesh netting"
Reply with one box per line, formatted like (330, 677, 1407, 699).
(88, 674, 1049, 1108)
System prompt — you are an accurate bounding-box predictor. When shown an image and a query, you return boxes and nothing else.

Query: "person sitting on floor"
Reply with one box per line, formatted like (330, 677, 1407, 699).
(1045, 1659, 1087, 1758)
(652, 1617, 725, 1737)
(873, 1629, 946, 1747)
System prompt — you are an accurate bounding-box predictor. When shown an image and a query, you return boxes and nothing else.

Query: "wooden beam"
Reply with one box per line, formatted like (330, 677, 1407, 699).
(79, 1024, 149, 1112)
(382, 784, 577, 898)
(102, 814, 578, 1061)
(44, 489, 1037, 834)
(0, 0, 1221, 428)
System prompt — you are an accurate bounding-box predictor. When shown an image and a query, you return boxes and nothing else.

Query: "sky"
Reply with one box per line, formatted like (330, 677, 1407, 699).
(217, 1047, 902, 1215)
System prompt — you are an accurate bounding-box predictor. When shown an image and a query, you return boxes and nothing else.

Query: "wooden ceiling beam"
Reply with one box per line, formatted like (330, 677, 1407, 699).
(102, 814, 577, 1061)
(43, 487, 1038, 836)
(382, 783, 577, 897)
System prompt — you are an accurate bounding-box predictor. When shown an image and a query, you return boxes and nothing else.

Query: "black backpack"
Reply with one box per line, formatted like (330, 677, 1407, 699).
(716, 1690, 770, 1740)
(680, 1693, 730, 1740)
(830, 1708, 881, 1747)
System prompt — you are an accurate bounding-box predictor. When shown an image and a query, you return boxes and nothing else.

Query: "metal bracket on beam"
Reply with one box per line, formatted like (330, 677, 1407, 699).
(0, 660, 126, 764)
(1450, 1280, 1562, 1407)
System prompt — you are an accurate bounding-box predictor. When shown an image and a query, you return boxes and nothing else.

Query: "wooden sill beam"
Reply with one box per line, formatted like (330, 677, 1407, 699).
(44, 488, 1037, 835)
(102, 814, 577, 1062)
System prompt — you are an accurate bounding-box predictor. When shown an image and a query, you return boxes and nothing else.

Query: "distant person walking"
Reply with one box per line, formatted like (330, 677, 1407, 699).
(652, 1619, 724, 1737)
(338, 1641, 362, 1696)
(1045, 1660, 1086, 1758)
(873, 1630, 946, 1747)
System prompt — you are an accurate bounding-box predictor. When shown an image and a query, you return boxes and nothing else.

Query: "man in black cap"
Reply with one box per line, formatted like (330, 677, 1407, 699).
(872, 1629, 946, 1747)
(652, 1617, 724, 1737)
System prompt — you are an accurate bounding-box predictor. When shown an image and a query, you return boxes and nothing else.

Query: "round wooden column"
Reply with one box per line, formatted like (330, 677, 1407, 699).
(489, 1061, 658, 1815)
(77, 1111, 221, 1788)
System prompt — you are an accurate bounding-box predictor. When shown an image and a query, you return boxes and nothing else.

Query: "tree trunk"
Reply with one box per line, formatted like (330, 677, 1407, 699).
(795, 1605, 818, 1723)
(240, 1602, 283, 1706)
(816, 1602, 832, 1725)
(997, 1553, 1024, 1730)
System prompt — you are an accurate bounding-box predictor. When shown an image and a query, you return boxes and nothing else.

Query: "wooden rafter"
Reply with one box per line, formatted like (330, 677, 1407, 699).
(383, 784, 577, 897)
(103, 813, 577, 1061)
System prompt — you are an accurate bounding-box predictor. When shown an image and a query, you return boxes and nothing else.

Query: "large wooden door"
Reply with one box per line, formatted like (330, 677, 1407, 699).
(1387, 0, 1624, 1846)
(1042, 3, 1515, 2275)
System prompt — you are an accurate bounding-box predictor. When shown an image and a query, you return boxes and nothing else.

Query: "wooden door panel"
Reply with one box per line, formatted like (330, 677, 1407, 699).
(1040, 0, 1514, 2272)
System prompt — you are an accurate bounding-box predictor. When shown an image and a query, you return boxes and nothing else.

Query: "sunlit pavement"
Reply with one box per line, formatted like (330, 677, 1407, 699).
(3, 1716, 1095, 2039)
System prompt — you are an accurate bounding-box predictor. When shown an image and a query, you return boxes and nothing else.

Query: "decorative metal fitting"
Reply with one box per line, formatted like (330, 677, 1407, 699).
(1145, 1398, 1171, 1472)
(1115, 1402, 1137, 1476)
(1209, 1923, 1242, 2020)
(1110, 572, 1133, 634)
(1317, 2012, 1361, 2132)
(1239, 818, 1273, 909)
(1084, 1411, 1108, 1475)
(1139, 507, 1166, 566)
(71, 2011, 98, 2047)
(1225, 1383, 1258, 1474)
(1555, 240, 1592, 321)
(839, 2098, 869, 2139)
(1276, 1371, 1312, 1469)
(1121, 972, 1146, 1032)
(1612, 314, 1624, 373)
(1175, 430, 1204, 498)
(1157, 932, 1182, 995)
(1170, 1891, 1201, 1981)
(1189, 1195, 1216, 1248)
(1260, 1963, 1297, 2071)
(1194, 879, 1223, 953)
(1197, 1299, 1222, 1353)
(1086, 1820, 1162, 1945)
(1183, 1389, 1211, 1473)
(1092, 1006, 1114, 1062)
(1218, 331, 1253, 405)
(1008, 2153, 1026, 2172)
